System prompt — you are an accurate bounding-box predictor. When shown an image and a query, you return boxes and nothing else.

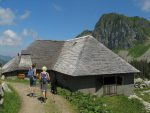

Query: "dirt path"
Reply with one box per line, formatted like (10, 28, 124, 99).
(10, 83, 76, 113)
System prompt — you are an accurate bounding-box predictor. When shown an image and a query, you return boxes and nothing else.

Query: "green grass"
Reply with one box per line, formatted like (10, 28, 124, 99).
(5, 77, 39, 86)
(99, 95, 146, 113)
(58, 87, 146, 113)
(128, 44, 150, 58)
(4, 77, 41, 86)
(4, 77, 29, 84)
(0, 85, 21, 113)
(135, 87, 150, 103)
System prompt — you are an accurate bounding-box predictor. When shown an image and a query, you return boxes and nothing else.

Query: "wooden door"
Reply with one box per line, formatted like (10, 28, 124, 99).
(103, 84, 117, 95)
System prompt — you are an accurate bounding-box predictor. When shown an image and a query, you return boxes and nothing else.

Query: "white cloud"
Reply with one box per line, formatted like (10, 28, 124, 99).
(141, 0, 150, 11)
(0, 7, 15, 25)
(20, 10, 30, 20)
(0, 29, 21, 46)
(22, 29, 39, 40)
(0, 28, 39, 46)
(0, 7, 31, 25)
(52, 3, 62, 11)
(135, 0, 150, 12)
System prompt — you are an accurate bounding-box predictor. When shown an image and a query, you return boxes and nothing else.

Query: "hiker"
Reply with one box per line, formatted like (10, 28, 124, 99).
(40, 66, 50, 103)
(27, 64, 37, 97)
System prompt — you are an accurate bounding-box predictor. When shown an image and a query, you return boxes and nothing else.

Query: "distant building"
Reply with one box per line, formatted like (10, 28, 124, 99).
(2, 35, 139, 96)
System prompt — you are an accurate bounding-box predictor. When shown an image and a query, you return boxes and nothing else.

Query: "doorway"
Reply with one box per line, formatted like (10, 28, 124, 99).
(103, 76, 117, 95)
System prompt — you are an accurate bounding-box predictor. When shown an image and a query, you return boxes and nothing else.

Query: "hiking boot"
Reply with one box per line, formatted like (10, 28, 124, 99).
(29, 93, 33, 97)
(27, 93, 31, 97)
(41, 97, 44, 103)
(43, 98, 46, 103)
(32, 93, 36, 97)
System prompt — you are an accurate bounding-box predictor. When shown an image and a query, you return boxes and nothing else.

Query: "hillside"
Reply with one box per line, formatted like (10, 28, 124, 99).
(77, 13, 150, 60)
(0, 55, 12, 65)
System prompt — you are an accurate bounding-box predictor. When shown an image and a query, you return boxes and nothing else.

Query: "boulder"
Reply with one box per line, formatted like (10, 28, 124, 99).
(1, 82, 11, 92)
(1, 75, 5, 80)
(0, 85, 4, 105)
(0, 98, 4, 105)
(144, 81, 150, 87)
(140, 83, 147, 88)
(134, 78, 143, 84)
(0, 85, 4, 96)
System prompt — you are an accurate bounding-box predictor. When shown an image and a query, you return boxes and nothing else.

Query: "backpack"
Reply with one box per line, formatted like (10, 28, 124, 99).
(28, 69, 36, 81)
(27, 69, 34, 77)
(41, 73, 47, 84)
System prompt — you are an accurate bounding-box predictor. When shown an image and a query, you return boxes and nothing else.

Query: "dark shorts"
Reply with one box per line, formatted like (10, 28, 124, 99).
(30, 77, 36, 87)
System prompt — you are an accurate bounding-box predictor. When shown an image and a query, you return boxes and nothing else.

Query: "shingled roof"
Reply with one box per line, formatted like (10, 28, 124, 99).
(2, 56, 20, 73)
(2, 40, 64, 73)
(2, 35, 139, 75)
(53, 35, 139, 76)
(26, 40, 65, 69)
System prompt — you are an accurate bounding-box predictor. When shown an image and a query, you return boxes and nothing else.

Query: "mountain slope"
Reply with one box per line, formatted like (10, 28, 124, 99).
(77, 13, 150, 49)
(0, 55, 12, 65)
(77, 13, 150, 60)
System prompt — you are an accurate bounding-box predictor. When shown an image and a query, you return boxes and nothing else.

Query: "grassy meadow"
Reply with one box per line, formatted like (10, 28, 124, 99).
(1, 78, 149, 113)
(135, 87, 150, 103)
(0, 85, 21, 113)
(128, 44, 150, 58)
(58, 87, 147, 113)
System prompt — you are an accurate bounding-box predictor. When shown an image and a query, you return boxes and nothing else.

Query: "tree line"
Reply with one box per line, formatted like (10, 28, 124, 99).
(130, 60, 150, 79)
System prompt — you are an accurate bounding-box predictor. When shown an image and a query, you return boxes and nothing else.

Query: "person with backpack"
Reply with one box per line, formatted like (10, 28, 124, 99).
(27, 64, 37, 97)
(40, 66, 50, 103)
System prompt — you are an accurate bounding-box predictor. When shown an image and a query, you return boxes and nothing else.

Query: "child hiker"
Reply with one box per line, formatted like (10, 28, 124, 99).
(40, 66, 50, 103)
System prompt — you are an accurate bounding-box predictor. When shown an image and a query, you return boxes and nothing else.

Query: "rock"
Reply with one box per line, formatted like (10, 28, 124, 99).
(134, 78, 143, 84)
(0, 84, 4, 105)
(143, 90, 150, 93)
(144, 81, 150, 87)
(2, 82, 11, 92)
(77, 13, 150, 49)
(129, 94, 150, 112)
(1, 75, 5, 80)
(128, 94, 142, 101)
(140, 83, 147, 88)
(140, 86, 144, 89)
(134, 84, 139, 88)
(0, 85, 4, 96)
(141, 93, 144, 96)
(0, 98, 4, 105)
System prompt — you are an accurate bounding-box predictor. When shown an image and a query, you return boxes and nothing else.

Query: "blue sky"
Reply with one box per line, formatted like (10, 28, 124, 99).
(0, 0, 150, 56)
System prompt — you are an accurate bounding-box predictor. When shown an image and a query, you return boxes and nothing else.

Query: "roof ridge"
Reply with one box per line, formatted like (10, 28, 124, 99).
(66, 35, 93, 41)
(35, 40, 65, 42)
(72, 37, 88, 76)
(31, 35, 93, 43)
